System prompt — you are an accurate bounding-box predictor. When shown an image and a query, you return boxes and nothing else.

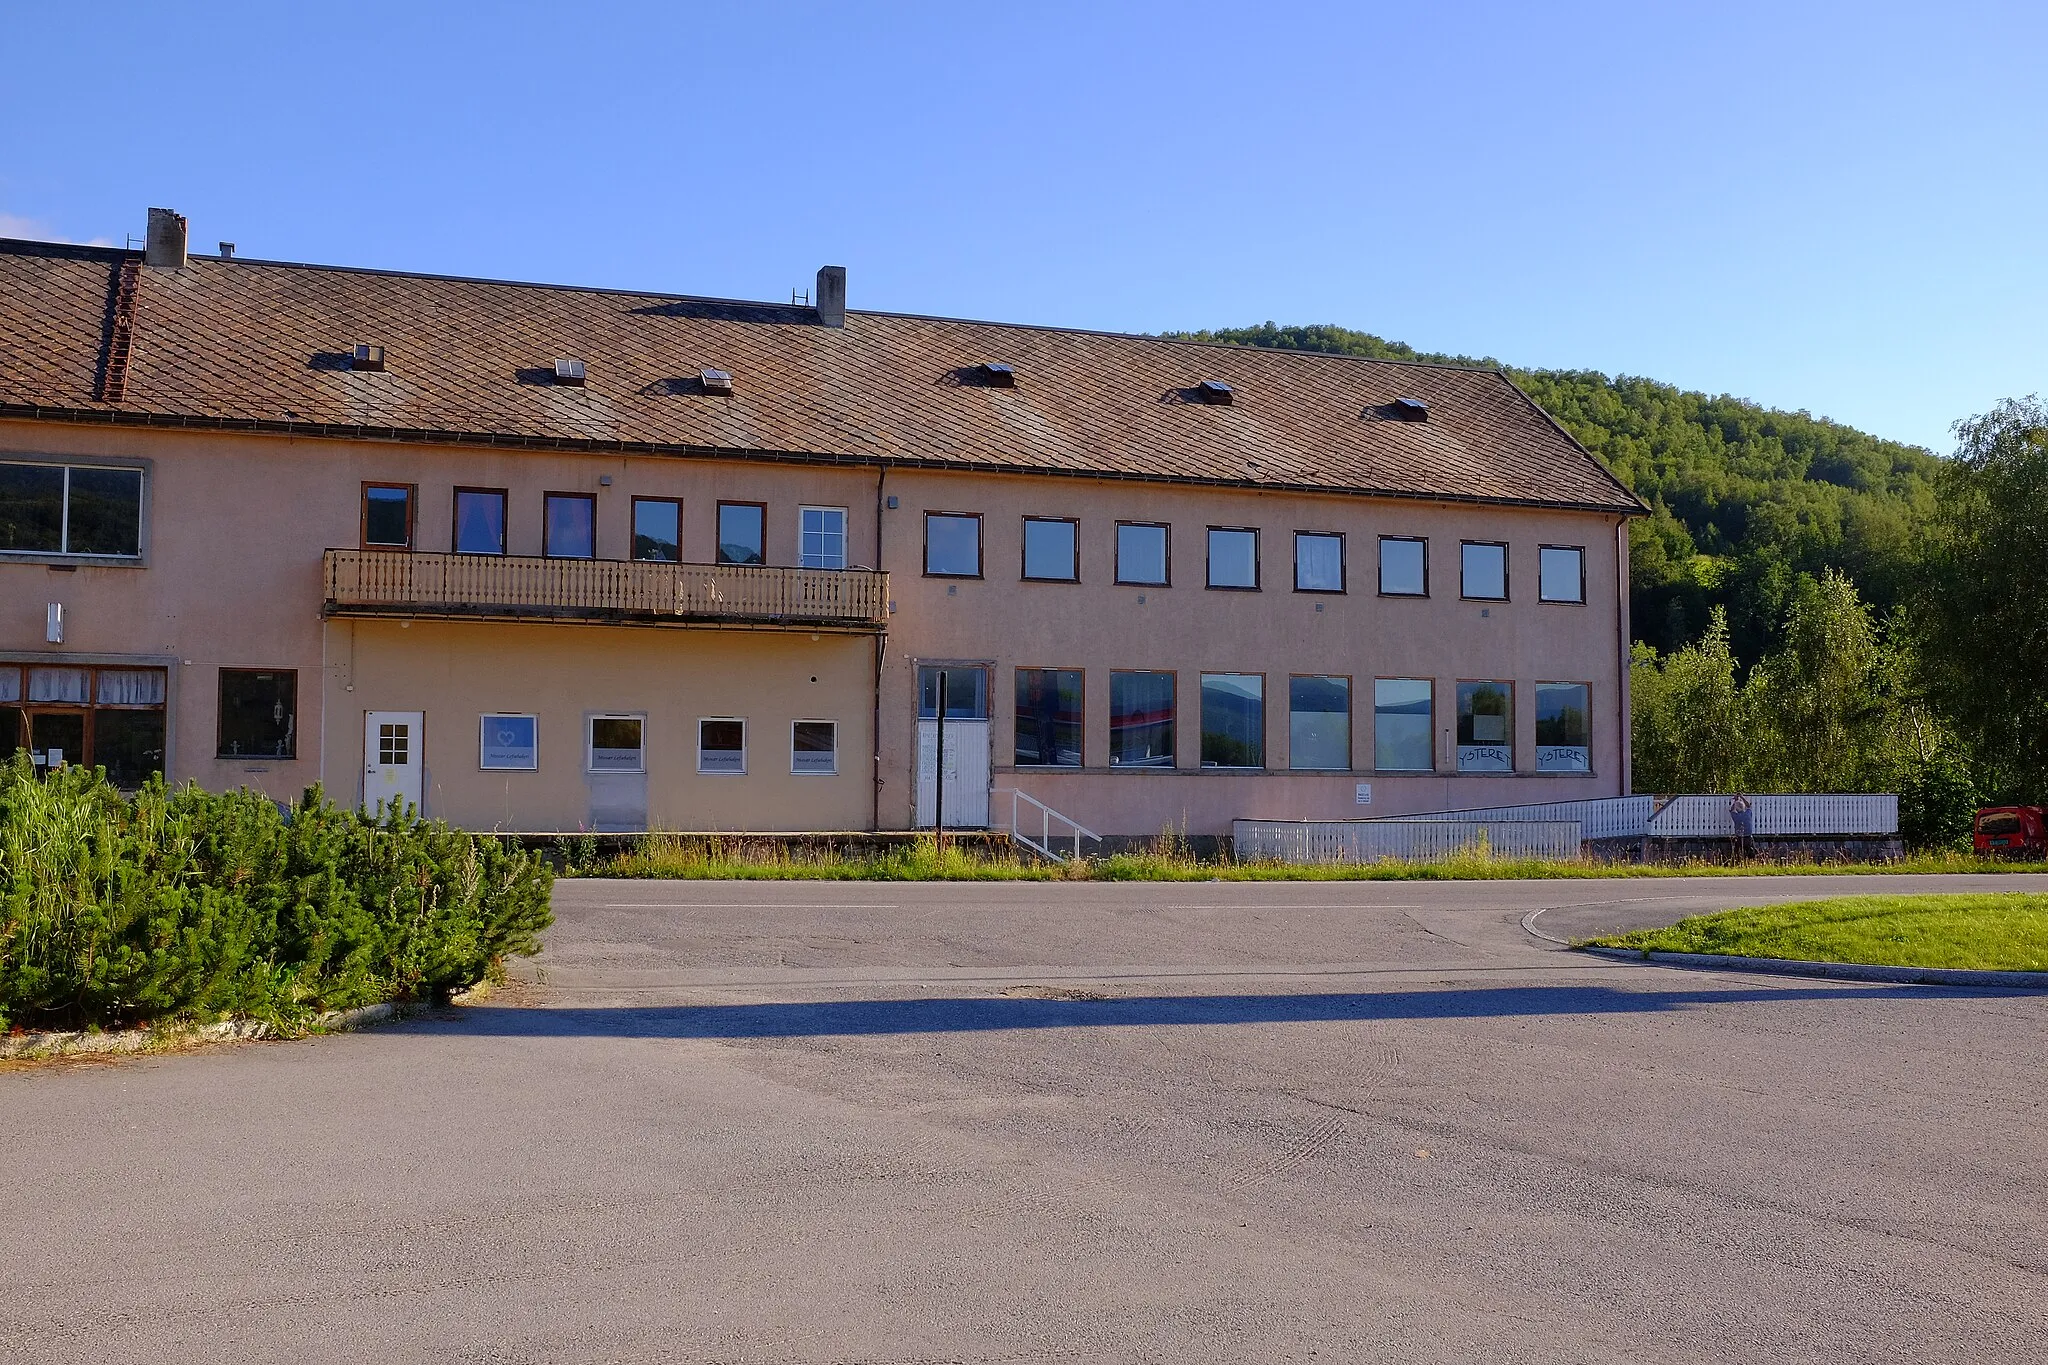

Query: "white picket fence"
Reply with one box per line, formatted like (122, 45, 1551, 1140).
(1365, 793, 1895, 840)
(1233, 819, 1583, 864)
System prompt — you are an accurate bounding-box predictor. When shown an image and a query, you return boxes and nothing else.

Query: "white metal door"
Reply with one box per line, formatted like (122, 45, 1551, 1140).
(916, 719, 990, 828)
(363, 711, 424, 817)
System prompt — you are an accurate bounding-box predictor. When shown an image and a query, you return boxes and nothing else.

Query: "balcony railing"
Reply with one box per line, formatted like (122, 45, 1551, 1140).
(323, 549, 889, 630)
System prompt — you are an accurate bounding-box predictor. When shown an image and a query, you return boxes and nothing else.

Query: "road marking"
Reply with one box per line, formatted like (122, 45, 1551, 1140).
(599, 902, 901, 910)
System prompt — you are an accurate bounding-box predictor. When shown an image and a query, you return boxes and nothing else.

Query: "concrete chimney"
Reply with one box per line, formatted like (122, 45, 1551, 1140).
(816, 265, 846, 328)
(145, 207, 188, 268)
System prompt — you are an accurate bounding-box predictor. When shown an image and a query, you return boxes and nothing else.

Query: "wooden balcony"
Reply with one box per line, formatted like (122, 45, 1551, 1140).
(323, 550, 889, 631)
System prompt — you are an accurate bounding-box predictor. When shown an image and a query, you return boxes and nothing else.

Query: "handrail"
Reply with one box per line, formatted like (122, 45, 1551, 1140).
(997, 788, 1101, 863)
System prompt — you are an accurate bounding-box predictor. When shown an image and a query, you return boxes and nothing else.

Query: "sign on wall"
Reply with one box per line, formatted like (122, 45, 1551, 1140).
(480, 714, 538, 770)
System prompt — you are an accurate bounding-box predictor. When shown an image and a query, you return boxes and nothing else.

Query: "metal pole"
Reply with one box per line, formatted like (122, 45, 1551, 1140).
(934, 669, 947, 856)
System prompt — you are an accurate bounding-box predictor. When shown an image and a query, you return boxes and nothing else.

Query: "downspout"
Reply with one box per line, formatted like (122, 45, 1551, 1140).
(871, 464, 888, 831)
(1616, 516, 1632, 797)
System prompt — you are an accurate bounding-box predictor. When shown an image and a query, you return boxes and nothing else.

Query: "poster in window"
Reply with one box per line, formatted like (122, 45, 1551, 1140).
(480, 714, 538, 770)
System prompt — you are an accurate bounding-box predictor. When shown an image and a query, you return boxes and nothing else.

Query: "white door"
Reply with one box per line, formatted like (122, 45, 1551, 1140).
(363, 711, 424, 817)
(914, 665, 990, 828)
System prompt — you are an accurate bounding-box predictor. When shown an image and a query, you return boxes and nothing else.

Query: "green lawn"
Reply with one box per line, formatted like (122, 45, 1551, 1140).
(1583, 893, 2048, 972)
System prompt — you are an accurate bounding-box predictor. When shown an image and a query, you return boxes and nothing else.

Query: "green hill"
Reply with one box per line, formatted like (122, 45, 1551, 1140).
(1171, 322, 1940, 662)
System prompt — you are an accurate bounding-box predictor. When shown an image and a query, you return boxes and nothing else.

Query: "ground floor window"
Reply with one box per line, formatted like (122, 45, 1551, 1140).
(699, 718, 746, 774)
(791, 720, 838, 774)
(480, 714, 538, 770)
(1374, 678, 1433, 771)
(1, 663, 167, 787)
(1288, 675, 1350, 770)
(588, 715, 645, 772)
(218, 668, 296, 759)
(1456, 681, 1513, 772)
(1200, 673, 1264, 768)
(1014, 668, 1082, 767)
(1109, 670, 1174, 767)
(1536, 683, 1590, 771)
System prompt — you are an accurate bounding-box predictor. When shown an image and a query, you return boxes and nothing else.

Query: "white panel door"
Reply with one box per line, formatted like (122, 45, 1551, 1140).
(916, 719, 990, 828)
(363, 711, 424, 817)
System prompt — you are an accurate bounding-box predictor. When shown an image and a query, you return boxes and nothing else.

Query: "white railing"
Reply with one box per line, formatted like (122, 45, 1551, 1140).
(1372, 796, 1656, 840)
(1234, 819, 1583, 864)
(1646, 793, 1898, 838)
(324, 549, 889, 627)
(997, 788, 1101, 863)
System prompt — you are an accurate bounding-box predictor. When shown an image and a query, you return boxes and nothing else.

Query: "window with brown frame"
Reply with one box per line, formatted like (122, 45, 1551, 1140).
(1294, 532, 1345, 593)
(217, 668, 297, 760)
(716, 501, 767, 565)
(1378, 536, 1428, 596)
(1460, 541, 1509, 600)
(1, 662, 168, 788)
(1115, 522, 1170, 586)
(453, 487, 507, 555)
(632, 497, 682, 562)
(361, 483, 415, 548)
(1021, 517, 1079, 582)
(923, 512, 983, 578)
(543, 492, 596, 559)
(1538, 545, 1586, 603)
(1206, 528, 1260, 590)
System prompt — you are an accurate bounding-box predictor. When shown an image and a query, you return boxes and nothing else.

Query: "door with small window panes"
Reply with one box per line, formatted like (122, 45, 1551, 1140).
(363, 711, 424, 816)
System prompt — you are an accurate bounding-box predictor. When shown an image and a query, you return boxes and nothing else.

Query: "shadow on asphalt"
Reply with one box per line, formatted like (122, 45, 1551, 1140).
(418, 982, 2000, 1040)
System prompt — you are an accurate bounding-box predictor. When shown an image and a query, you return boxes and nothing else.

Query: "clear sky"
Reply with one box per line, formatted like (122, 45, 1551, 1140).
(3, 1, 2040, 453)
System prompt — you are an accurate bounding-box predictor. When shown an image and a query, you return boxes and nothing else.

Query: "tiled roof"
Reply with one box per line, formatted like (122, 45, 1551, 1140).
(0, 239, 1641, 513)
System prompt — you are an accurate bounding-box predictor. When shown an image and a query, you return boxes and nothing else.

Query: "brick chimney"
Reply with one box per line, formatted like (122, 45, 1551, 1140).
(145, 208, 187, 268)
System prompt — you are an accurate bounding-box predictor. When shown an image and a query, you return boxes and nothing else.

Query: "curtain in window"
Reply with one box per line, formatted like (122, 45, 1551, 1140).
(0, 667, 19, 703)
(1296, 535, 1342, 590)
(28, 667, 89, 703)
(96, 669, 166, 705)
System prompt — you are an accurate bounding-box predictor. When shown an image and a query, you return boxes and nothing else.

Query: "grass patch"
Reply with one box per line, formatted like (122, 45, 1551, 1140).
(582, 834, 2029, 883)
(1584, 893, 2048, 971)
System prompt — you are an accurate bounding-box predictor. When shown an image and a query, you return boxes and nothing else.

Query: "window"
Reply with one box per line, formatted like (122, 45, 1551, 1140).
(543, 492, 595, 558)
(791, 720, 838, 774)
(923, 512, 982, 577)
(918, 667, 989, 719)
(362, 483, 414, 548)
(1200, 673, 1264, 768)
(1014, 668, 1082, 767)
(1539, 546, 1585, 603)
(1379, 537, 1427, 596)
(479, 714, 538, 770)
(588, 715, 645, 773)
(800, 506, 849, 569)
(1461, 542, 1508, 600)
(0, 663, 166, 787)
(0, 460, 143, 558)
(1456, 681, 1514, 772)
(698, 718, 746, 774)
(1289, 675, 1350, 770)
(1022, 517, 1079, 582)
(632, 497, 681, 562)
(1115, 522, 1169, 585)
(1109, 671, 1175, 767)
(1294, 532, 1344, 592)
(217, 669, 296, 759)
(1206, 528, 1259, 590)
(1536, 683, 1590, 772)
(376, 723, 409, 766)
(716, 502, 766, 565)
(453, 488, 507, 555)
(1373, 678, 1433, 771)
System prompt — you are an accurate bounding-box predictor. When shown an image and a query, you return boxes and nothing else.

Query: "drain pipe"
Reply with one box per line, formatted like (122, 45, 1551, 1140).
(871, 464, 889, 831)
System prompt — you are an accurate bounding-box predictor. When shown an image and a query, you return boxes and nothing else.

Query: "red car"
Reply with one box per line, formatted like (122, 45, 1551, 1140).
(1973, 806, 2048, 857)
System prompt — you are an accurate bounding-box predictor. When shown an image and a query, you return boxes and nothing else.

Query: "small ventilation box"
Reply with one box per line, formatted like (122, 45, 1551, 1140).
(1197, 379, 1235, 405)
(700, 368, 734, 394)
(980, 362, 1015, 388)
(349, 343, 385, 372)
(554, 357, 587, 386)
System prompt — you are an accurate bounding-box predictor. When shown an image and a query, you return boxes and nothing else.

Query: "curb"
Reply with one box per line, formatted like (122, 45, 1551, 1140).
(0, 1001, 406, 1062)
(1578, 946, 2048, 991)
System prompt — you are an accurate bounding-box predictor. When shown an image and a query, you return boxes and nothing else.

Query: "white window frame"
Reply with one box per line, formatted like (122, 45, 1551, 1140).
(478, 713, 539, 771)
(586, 713, 646, 774)
(790, 719, 839, 775)
(698, 716, 748, 775)
(799, 505, 849, 570)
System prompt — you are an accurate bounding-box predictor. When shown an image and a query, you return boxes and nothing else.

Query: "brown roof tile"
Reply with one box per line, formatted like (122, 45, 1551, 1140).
(0, 240, 1641, 513)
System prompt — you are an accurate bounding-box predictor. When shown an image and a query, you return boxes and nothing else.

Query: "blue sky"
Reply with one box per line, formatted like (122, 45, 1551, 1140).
(3, 1, 2040, 453)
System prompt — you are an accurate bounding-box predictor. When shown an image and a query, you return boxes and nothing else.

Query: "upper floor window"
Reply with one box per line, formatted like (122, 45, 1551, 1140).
(1116, 522, 1169, 586)
(543, 492, 595, 559)
(1460, 541, 1508, 600)
(717, 501, 766, 565)
(800, 506, 849, 569)
(0, 460, 143, 558)
(1378, 536, 1426, 596)
(361, 483, 414, 548)
(1539, 545, 1585, 603)
(1022, 517, 1079, 582)
(633, 497, 681, 562)
(1206, 528, 1259, 590)
(924, 512, 982, 577)
(1294, 532, 1344, 593)
(453, 488, 507, 555)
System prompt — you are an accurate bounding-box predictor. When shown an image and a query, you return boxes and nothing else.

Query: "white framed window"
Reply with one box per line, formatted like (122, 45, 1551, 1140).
(699, 717, 747, 774)
(800, 506, 849, 569)
(587, 714, 645, 773)
(479, 713, 538, 770)
(791, 720, 838, 774)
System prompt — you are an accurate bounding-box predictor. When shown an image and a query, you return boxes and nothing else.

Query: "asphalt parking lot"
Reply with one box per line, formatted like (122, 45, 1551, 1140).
(5, 874, 2046, 1364)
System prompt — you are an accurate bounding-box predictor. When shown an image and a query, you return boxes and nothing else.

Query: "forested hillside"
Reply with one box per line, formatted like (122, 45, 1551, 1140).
(1173, 323, 1940, 662)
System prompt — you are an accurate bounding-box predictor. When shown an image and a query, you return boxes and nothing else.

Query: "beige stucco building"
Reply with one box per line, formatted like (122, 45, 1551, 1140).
(0, 212, 1643, 838)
